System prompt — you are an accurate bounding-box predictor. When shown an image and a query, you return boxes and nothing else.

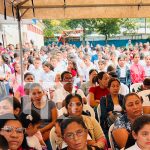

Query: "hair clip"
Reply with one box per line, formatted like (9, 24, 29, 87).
(26, 115, 33, 121)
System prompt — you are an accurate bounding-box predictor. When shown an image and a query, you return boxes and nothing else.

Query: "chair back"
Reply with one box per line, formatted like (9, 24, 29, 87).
(138, 89, 150, 105)
(108, 124, 115, 150)
(130, 82, 142, 92)
(96, 104, 101, 123)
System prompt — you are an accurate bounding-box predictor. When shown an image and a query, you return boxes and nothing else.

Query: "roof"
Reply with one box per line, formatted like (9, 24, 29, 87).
(1, 0, 150, 19)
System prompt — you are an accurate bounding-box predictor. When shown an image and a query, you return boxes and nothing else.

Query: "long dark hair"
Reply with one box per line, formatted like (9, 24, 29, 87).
(0, 113, 32, 149)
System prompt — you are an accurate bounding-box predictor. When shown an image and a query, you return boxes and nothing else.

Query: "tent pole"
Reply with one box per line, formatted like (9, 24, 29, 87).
(16, 7, 24, 86)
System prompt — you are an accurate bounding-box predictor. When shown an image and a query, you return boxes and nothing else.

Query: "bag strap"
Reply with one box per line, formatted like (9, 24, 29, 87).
(3, 64, 5, 74)
(105, 95, 108, 107)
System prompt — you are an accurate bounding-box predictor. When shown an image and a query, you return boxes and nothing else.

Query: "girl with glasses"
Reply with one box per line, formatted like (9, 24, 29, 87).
(61, 117, 104, 150)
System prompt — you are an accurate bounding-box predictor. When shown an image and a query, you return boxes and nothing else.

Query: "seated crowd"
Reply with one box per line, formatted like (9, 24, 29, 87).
(0, 42, 150, 150)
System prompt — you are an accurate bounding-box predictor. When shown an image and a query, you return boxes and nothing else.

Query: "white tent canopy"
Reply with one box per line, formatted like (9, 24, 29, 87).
(1, 0, 150, 19)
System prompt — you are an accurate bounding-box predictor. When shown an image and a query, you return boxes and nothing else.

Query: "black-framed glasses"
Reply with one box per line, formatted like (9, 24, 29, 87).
(64, 129, 85, 139)
(1, 126, 25, 134)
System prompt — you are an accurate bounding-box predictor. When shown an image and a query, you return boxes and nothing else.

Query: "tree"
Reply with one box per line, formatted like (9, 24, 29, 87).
(95, 19, 121, 43)
(67, 19, 95, 45)
(43, 19, 70, 38)
(95, 18, 136, 43)
(121, 18, 137, 35)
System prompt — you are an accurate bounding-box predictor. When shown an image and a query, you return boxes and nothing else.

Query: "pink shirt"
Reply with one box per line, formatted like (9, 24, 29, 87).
(16, 85, 25, 97)
(130, 63, 145, 83)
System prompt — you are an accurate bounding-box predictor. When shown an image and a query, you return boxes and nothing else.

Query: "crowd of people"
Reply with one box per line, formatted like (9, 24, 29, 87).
(0, 41, 150, 150)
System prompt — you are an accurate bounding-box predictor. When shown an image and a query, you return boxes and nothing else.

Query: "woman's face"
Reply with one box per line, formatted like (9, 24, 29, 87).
(109, 80, 120, 95)
(133, 54, 140, 64)
(118, 58, 125, 67)
(0, 56, 3, 64)
(99, 73, 110, 88)
(125, 95, 143, 119)
(0, 120, 24, 150)
(67, 97, 83, 117)
(0, 100, 13, 115)
(63, 122, 87, 150)
(26, 123, 41, 136)
(89, 71, 97, 82)
(15, 63, 21, 73)
(98, 62, 105, 70)
(133, 124, 150, 149)
(30, 86, 44, 102)
(55, 74, 61, 82)
(68, 61, 74, 69)
(42, 65, 50, 73)
(24, 75, 34, 83)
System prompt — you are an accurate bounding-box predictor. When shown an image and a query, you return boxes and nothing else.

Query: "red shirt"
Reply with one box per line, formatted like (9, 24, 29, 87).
(89, 86, 109, 101)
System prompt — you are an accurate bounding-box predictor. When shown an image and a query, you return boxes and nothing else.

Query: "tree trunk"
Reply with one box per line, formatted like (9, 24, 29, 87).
(82, 29, 86, 46)
(105, 35, 108, 44)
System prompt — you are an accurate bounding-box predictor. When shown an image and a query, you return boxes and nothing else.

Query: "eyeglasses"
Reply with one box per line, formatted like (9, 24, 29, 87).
(1, 126, 25, 134)
(64, 129, 85, 139)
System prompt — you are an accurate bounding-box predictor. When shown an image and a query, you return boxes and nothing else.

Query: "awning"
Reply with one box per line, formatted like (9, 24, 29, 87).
(1, 0, 150, 19)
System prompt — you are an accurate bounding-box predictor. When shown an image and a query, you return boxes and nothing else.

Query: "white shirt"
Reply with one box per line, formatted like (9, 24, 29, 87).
(120, 66, 126, 78)
(53, 86, 85, 103)
(125, 142, 141, 150)
(119, 83, 129, 96)
(83, 63, 96, 81)
(144, 65, 150, 77)
(0, 64, 11, 78)
(41, 70, 55, 90)
(26, 135, 43, 150)
(31, 67, 43, 83)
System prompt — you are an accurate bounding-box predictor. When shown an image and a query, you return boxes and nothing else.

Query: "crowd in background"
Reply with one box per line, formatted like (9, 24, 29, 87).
(0, 40, 150, 150)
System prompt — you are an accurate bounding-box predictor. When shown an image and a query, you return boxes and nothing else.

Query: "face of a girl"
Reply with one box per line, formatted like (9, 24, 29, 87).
(63, 122, 87, 150)
(133, 124, 150, 149)
(145, 56, 150, 66)
(118, 58, 125, 67)
(99, 73, 110, 88)
(42, 65, 50, 73)
(26, 123, 41, 136)
(30, 86, 44, 102)
(89, 71, 97, 81)
(24, 75, 34, 83)
(109, 80, 120, 95)
(15, 64, 21, 73)
(55, 74, 61, 82)
(98, 62, 105, 70)
(67, 97, 83, 117)
(0, 56, 3, 64)
(133, 54, 140, 64)
(68, 61, 73, 69)
(0, 120, 24, 150)
(0, 100, 13, 115)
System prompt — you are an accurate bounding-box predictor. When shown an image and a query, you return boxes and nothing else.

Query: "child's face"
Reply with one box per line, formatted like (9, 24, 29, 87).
(145, 56, 150, 66)
(118, 58, 125, 67)
(133, 124, 150, 149)
(34, 60, 41, 68)
(26, 123, 41, 136)
(42, 65, 50, 73)
(98, 63, 105, 70)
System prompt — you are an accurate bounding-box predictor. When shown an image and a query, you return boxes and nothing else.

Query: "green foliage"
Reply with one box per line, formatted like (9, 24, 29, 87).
(121, 18, 137, 35)
(43, 18, 136, 43)
(43, 19, 70, 37)
(95, 19, 121, 41)
(66, 19, 95, 45)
